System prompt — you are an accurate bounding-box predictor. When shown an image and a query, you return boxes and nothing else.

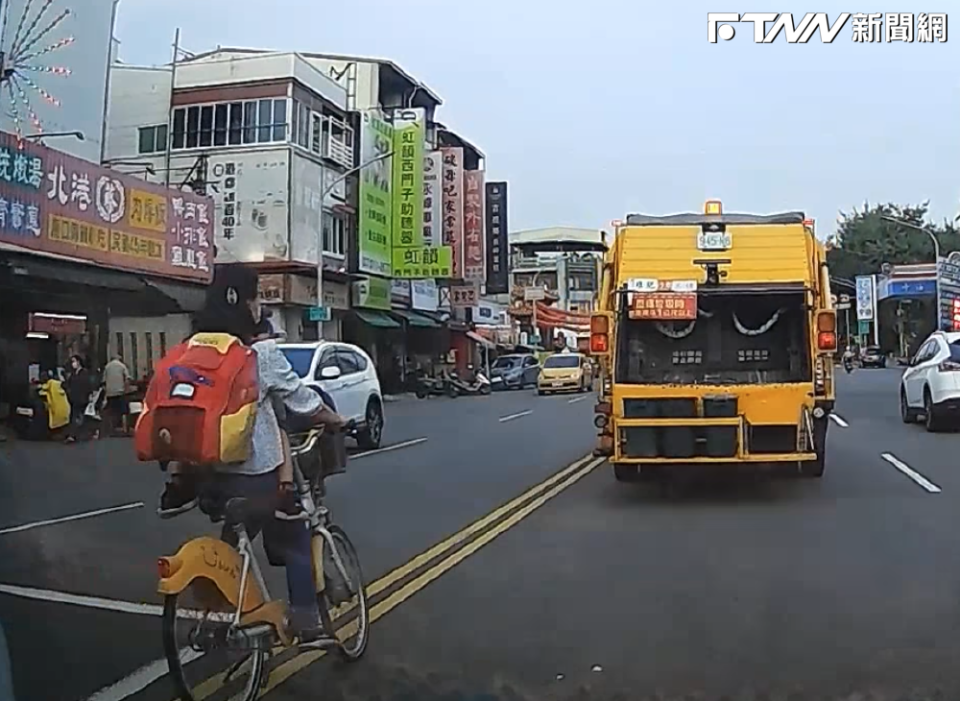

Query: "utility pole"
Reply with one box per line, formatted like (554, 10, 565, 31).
(163, 28, 181, 187)
(881, 215, 942, 330)
(314, 149, 394, 338)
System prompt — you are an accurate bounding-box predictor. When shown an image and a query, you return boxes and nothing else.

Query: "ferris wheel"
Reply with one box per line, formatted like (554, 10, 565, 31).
(0, 0, 73, 140)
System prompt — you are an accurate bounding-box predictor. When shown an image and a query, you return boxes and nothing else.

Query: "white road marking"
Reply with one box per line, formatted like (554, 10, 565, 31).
(85, 650, 202, 701)
(880, 453, 942, 493)
(0, 501, 144, 536)
(0, 583, 162, 615)
(499, 410, 533, 423)
(567, 396, 591, 404)
(829, 414, 849, 428)
(352, 437, 427, 460)
(0, 583, 228, 621)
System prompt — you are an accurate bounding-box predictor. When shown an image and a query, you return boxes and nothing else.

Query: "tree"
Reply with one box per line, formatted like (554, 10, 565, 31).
(827, 202, 960, 355)
(827, 201, 960, 279)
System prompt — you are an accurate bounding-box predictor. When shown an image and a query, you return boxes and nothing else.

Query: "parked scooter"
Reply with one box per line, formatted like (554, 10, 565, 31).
(447, 367, 492, 397)
(414, 370, 451, 399)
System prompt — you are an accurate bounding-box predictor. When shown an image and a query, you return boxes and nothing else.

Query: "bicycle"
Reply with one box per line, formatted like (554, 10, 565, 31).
(157, 427, 370, 701)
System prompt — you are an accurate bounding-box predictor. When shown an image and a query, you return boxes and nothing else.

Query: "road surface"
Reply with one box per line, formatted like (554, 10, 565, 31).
(2, 369, 960, 701)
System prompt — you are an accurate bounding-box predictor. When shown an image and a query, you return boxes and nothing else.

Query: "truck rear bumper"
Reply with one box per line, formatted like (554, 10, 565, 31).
(609, 414, 826, 463)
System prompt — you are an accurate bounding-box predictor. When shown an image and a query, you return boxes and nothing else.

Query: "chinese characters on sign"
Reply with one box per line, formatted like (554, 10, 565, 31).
(423, 151, 442, 247)
(0, 196, 41, 238)
(390, 108, 438, 278)
(450, 283, 478, 308)
(169, 195, 211, 272)
(0, 130, 213, 282)
(0, 146, 44, 189)
(851, 12, 947, 42)
(484, 181, 509, 295)
(441, 147, 464, 278)
(392, 244, 453, 279)
(707, 12, 948, 43)
(628, 293, 698, 320)
(358, 110, 394, 275)
(462, 170, 485, 282)
(210, 161, 239, 240)
(128, 190, 167, 233)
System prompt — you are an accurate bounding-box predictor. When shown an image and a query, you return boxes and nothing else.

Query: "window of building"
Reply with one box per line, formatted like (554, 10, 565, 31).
(137, 124, 168, 154)
(294, 101, 309, 148)
(273, 98, 288, 142)
(321, 211, 346, 257)
(185, 106, 200, 148)
(171, 98, 290, 151)
(213, 104, 228, 146)
(199, 105, 214, 147)
(311, 114, 322, 154)
(228, 102, 243, 145)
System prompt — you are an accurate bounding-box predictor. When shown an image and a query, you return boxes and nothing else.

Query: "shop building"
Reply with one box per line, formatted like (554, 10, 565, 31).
(507, 227, 607, 347)
(104, 49, 356, 340)
(0, 133, 213, 412)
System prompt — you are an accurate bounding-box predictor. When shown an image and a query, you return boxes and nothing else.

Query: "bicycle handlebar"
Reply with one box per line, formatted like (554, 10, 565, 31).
(288, 428, 323, 457)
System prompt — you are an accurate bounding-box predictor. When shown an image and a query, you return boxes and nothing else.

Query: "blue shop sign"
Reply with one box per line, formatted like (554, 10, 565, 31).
(880, 278, 936, 299)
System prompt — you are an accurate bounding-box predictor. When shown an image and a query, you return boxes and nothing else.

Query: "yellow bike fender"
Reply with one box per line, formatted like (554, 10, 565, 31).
(157, 536, 266, 613)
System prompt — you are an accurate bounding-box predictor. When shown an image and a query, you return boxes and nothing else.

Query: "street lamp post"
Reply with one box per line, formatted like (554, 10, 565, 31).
(881, 215, 942, 329)
(23, 131, 85, 144)
(315, 150, 394, 338)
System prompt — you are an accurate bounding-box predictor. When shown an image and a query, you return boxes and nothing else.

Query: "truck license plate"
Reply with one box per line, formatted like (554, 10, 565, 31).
(697, 231, 732, 251)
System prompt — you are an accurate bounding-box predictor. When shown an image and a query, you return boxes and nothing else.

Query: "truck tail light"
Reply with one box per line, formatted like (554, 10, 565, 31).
(816, 311, 837, 352)
(590, 313, 612, 356)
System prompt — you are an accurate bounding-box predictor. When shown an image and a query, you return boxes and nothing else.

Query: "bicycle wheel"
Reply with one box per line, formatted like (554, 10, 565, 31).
(162, 593, 268, 701)
(318, 525, 370, 661)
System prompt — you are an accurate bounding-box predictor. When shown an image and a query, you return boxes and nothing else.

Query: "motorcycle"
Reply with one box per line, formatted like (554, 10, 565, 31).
(414, 371, 450, 399)
(446, 369, 492, 397)
(842, 356, 855, 374)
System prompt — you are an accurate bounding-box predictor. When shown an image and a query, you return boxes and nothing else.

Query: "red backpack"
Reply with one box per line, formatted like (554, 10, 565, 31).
(135, 333, 259, 465)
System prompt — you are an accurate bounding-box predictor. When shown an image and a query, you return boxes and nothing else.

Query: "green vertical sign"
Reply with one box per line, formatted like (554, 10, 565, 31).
(858, 320, 870, 336)
(358, 111, 393, 276)
(391, 108, 425, 254)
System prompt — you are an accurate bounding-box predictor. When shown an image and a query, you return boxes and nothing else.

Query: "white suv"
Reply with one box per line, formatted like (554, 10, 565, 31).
(900, 330, 960, 432)
(277, 341, 384, 449)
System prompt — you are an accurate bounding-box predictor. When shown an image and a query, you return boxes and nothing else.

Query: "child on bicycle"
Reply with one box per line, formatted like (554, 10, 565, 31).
(156, 264, 343, 645)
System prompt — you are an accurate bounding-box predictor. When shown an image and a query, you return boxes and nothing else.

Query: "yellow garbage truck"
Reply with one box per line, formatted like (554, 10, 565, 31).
(590, 200, 837, 481)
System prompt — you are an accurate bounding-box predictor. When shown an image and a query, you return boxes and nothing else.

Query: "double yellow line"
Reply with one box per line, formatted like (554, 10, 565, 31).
(190, 453, 604, 701)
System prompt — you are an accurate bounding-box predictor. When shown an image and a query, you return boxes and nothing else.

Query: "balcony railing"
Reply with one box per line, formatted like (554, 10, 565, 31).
(511, 256, 559, 271)
(323, 133, 354, 169)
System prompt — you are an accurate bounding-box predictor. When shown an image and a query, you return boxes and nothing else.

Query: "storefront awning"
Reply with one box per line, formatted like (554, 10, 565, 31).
(391, 309, 441, 328)
(466, 330, 496, 349)
(356, 310, 401, 329)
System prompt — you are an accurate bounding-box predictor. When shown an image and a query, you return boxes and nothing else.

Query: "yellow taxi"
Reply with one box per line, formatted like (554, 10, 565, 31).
(537, 352, 593, 395)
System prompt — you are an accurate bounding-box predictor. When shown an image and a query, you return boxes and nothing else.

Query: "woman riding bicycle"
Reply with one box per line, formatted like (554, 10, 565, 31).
(158, 263, 343, 646)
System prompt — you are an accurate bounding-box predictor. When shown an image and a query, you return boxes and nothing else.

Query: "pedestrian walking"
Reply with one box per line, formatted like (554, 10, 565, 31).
(63, 355, 97, 443)
(102, 355, 132, 436)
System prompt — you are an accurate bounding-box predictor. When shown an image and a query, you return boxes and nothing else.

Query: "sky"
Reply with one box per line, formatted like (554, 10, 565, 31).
(114, 0, 959, 238)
